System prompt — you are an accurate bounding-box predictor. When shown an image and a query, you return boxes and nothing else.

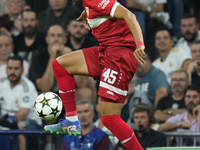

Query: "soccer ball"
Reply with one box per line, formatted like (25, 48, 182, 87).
(34, 92, 63, 120)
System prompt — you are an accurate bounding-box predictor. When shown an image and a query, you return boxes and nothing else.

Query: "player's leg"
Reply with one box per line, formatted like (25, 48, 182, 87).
(44, 47, 100, 135)
(98, 48, 143, 150)
(100, 100, 143, 150)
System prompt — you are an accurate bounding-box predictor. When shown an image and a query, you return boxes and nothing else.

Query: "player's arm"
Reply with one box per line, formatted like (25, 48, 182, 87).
(113, 4, 145, 64)
(16, 107, 30, 121)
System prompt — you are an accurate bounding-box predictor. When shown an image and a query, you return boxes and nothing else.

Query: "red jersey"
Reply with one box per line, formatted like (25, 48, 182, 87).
(82, 0, 136, 48)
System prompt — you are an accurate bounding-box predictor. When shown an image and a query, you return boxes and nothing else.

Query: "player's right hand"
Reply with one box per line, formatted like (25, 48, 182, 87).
(76, 10, 90, 30)
(133, 45, 146, 64)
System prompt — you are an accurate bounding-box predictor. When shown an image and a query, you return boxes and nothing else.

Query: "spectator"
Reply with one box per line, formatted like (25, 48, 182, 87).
(29, 25, 71, 93)
(123, 78, 152, 129)
(38, 0, 81, 35)
(134, 54, 169, 107)
(13, 9, 46, 62)
(114, 103, 167, 150)
(0, 56, 42, 150)
(187, 40, 200, 86)
(94, 97, 118, 147)
(176, 14, 200, 56)
(0, 33, 29, 79)
(126, 0, 169, 61)
(153, 27, 191, 84)
(62, 100, 111, 150)
(0, 0, 25, 36)
(154, 70, 189, 123)
(158, 85, 200, 146)
(66, 13, 98, 103)
(66, 13, 99, 51)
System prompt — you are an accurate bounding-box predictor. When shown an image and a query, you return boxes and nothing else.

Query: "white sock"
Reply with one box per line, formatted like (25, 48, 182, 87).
(66, 116, 78, 122)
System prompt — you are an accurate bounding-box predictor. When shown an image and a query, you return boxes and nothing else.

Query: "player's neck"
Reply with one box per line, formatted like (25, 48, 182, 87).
(70, 36, 85, 50)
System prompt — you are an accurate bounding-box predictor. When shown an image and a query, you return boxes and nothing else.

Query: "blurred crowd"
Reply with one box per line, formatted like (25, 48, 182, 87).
(0, 0, 200, 150)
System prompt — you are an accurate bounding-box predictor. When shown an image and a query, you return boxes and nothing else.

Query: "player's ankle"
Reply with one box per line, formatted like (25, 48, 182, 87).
(66, 116, 78, 122)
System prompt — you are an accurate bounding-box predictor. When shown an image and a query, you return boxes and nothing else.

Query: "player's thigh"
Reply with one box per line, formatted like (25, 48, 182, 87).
(100, 100, 124, 116)
(57, 50, 88, 75)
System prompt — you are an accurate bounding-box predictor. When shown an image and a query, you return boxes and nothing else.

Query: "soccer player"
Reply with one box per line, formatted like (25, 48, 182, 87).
(44, 0, 145, 149)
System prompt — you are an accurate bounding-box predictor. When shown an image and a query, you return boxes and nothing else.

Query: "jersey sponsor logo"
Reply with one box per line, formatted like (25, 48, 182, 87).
(106, 90, 114, 95)
(86, 7, 89, 17)
(98, 0, 110, 9)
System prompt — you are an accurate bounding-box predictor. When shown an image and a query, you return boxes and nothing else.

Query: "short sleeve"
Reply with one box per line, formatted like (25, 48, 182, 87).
(153, 69, 169, 90)
(176, 48, 191, 66)
(166, 114, 181, 124)
(94, 0, 119, 17)
(156, 97, 167, 110)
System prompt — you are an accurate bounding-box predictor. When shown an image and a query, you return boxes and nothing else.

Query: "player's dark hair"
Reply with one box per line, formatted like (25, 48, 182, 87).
(22, 9, 38, 19)
(133, 103, 155, 125)
(7, 55, 23, 68)
(184, 85, 200, 95)
(181, 13, 198, 24)
(156, 26, 172, 39)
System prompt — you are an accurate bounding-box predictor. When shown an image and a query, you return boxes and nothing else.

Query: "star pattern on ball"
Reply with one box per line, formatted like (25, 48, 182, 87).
(49, 106, 60, 117)
(39, 96, 51, 108)
(52, 94, 61, 104)
(37, 110, 47, 119)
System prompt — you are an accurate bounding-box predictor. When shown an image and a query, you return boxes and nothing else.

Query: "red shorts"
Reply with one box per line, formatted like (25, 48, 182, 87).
(82, 46, 138, 103)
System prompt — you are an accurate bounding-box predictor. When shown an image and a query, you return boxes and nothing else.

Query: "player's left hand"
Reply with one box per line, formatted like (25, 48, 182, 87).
(77, 10, 90, 30)
(133, 45, 146, 64)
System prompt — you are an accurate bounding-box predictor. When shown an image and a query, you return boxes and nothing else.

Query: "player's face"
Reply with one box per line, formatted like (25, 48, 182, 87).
(22, 11, 38, 37)
(77, 103, 94, 128)
(185, 90, 200, 114)
(6, 60, 23, 83)
(191, 44, 200, 68)
(171, 72, 188, 94)
(48, 0, 67, 11)
(0, 36, 13, 61)
(181, 18, 199, 42)
(7, 0, 24, 15)
(46, 26, 66, 46)
(134, 111, 150, 133)
(68, 20, 87, 40)
(155, 30, 173, 52)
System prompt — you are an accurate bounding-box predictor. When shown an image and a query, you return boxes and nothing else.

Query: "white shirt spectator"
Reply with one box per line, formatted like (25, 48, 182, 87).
(153, 48, 191, 83)
(0, 60, 29, 79)
(0, 76, 42, 126)
(176, 30, 200, 57)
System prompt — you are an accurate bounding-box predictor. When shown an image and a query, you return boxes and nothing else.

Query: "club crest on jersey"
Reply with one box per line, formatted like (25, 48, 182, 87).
(86, 7, 89, 17)
(98, 0, 110, 9)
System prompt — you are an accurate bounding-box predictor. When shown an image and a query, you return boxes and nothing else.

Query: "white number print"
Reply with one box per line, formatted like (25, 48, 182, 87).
(102, 69, 118, 84)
